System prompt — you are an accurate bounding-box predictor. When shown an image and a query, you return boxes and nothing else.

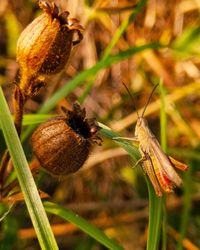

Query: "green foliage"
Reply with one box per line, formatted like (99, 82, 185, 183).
(173, 26, 200, 58)
(44, 201, 124, 250)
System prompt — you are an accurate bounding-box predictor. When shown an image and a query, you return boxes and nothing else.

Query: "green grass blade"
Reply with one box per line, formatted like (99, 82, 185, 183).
(103, 0, 147, 59)
(160, 81, 167, 250)
(22, 114, 54, 125)
(21, 42, 163, 141)
(172, 26, 200, 58)
(146, 81, 167, 250)
(79, 0, 147, 104)
(0, 86, 58, 250)
(146, 183, 163, 250)
(0, 114, 54, 129)
(44, 201, 124, 250)
(176, 166, 192, 250)
(38, 44, 162, 115)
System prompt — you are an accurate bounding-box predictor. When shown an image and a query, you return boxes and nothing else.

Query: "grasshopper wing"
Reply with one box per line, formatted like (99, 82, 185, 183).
(149, 137, 182, 188)
(168, 156, 188, 171)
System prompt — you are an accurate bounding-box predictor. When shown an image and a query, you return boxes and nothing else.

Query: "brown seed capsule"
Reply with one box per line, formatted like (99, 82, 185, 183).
(31, 103, 102, 176)
(16, 0, 83, 95)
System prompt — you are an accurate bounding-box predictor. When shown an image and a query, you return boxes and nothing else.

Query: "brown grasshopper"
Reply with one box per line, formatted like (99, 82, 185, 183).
(120, 83, 188, 197)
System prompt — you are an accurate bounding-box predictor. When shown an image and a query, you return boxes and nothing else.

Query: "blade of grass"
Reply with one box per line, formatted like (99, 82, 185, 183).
(21, 42, 163, 141)
(0, 86, 58, 250)
(0, 114, 54, 129)
(79, 0, 147, 103)
(146, 81, 167, 250)
(172, 26, 200, 58)
(176, 161, 192, 250)
(44, 201, 124, 250)
(103, 0, 147, 59)
(160, 81, 167, 250)
(36, 44, 162, 115)
(22, 114, 55, 125)
(146, 181, 162, 250)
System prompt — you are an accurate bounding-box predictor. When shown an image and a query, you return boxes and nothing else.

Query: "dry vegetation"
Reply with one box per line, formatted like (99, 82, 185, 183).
(0, 0, 200, 249)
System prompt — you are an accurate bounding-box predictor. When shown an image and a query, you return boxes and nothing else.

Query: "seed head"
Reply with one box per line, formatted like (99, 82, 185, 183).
(31, 102, 102, 176)
(16, 0, 83, 95)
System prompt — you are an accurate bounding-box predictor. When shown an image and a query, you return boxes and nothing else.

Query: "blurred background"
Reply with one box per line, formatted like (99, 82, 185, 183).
(0, 0, 200, 249)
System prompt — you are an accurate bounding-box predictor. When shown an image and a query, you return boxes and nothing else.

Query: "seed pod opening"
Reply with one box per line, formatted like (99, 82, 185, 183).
(31, 103, 102, 176)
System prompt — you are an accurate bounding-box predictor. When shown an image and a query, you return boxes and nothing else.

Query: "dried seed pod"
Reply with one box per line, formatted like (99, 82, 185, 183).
(31, 103, 102, 176)
(16, 0, 83, 95)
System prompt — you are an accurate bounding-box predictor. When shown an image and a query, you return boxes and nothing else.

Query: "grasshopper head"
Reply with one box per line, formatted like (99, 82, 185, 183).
(135, 117, 149, 140)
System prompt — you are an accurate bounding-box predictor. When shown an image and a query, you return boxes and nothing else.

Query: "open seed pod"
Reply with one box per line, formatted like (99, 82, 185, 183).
(31, 103, 102, 176)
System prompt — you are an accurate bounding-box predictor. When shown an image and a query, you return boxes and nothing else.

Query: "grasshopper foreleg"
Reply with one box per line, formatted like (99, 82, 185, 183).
(133, 155, 147, 168)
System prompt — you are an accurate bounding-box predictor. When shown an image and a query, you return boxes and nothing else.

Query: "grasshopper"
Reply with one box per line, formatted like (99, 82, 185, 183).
(120, 83, 188, 197)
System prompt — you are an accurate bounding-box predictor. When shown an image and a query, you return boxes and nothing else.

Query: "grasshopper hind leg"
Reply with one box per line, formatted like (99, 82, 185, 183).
(135, 153, 163, 196)
(142, 155, 163, 197)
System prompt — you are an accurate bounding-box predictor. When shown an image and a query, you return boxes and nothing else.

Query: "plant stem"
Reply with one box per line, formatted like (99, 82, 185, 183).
(13, 84, 25, 136)
(0, 150, 10, 187)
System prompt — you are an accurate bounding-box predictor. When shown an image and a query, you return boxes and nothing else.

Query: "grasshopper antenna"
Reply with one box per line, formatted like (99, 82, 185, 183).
(122, 82, 140, 118)
(141, 83, 159, 118)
